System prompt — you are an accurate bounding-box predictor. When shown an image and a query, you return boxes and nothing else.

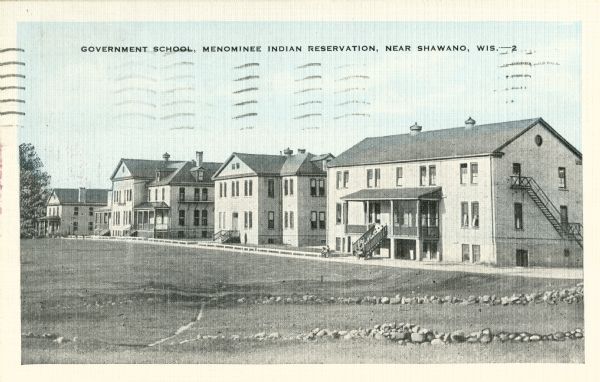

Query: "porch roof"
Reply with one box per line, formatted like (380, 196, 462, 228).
(38, 215, 61, 221)
(341, 186, 442, 201)
(134, 202, 170, 210)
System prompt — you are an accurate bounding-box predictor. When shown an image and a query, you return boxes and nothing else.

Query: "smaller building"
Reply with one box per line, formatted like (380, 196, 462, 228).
(38, 188, 110, 236)
(212, 148, 334, 246)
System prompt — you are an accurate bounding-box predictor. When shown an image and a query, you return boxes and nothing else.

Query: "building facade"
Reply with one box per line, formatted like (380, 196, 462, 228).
(212, 149, 333, 246)
(39, 188, 110, 236)
(108, 151, 221, 239)
(327, 118, 582, 267)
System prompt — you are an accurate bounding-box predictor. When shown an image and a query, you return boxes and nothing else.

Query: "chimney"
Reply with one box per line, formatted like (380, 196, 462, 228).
(465, 117, 476, 129)
(163, 152, 170, 162)
(409, 122, 422, 135)
(196, 151, 203, 164)
(78, 187, 87, 203)
(283, 147, 293, 156)
(297, 148, 306, 154)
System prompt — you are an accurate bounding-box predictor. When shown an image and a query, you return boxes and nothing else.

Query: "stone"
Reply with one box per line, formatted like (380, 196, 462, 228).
(529, 335, 541, 341)
(343, 333, 354, 340)
(268, 332, 281, 339)
(480, 335, 492, 343)
(481, 328, 491, 336)
(482, 295, 491, 303)
(254, 332, 266, 338)
(390, 297, 402, 305)
(237, 298, 246, 303)
(410, 333, 425, 343)
(374, 333, 385, 340)
(380, 297, 390, 304)
(53, 337, 66, 344)
(501, 297, 510, 305)
(338, 330, 348, 336)
(574, 332, 583, 339)
(553, 332, 565, 340)
(316, 329, 327, 337)
(431, 338, 445, 345)
(451, 330, 466, 343)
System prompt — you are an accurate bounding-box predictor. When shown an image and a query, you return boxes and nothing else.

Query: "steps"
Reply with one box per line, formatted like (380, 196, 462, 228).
(352, 224, 388, 258)
(511, 176, 582, 248)
(213, 230, 240, 244)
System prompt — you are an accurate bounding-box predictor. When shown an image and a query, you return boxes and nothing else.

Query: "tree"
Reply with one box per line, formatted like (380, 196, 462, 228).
(20, 143, 51, 238)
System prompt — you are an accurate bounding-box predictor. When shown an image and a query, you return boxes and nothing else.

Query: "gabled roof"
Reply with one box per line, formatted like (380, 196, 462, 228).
(328, 118, 581, 168)
(50, 188, 110, 205)
(311, 153, 335, 162)
(341, 187, 442, 201)
(213, 151, 327, 179)
(110, 158, 184, 180)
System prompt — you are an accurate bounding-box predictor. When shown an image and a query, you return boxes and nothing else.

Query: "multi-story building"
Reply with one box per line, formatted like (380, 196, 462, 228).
(108, 151, 221, 238)
(212, 148, 334, 246)
(38, 187, 110, 236)
(327, 117, 582, 267)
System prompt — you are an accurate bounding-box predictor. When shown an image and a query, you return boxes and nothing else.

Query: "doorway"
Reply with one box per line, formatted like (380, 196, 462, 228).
(398, 239, 416, 260)
(516, 249, 528, 267)
(560, 206, 569, 230)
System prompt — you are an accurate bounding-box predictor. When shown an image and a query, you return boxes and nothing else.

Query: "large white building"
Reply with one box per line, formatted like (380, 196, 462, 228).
(327, 118, 582, 267)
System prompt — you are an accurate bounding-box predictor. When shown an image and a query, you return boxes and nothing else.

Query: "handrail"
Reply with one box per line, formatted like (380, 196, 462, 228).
(351, 224, 375, 253)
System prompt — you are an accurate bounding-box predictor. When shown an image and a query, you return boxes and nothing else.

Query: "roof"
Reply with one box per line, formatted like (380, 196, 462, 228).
(310, 153, 334, 161)
(213, 151, 327, 179)
(134, 202, 170, 209)
(110, 158, 184, 180)
(328, 118, 581, 168)
(341, 187, 442, 201)
(50, 188, 110, 205)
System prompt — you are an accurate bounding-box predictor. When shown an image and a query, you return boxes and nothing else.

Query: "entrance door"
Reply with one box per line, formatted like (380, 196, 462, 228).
(231, 212, 238, 231)
(560, 206, 569, 230)
(512, 163, 521, 176)
(516, 249, 528, 267)
(368, 202, 381, 224)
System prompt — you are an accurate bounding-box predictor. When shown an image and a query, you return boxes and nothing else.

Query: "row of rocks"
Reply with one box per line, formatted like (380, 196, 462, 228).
(235, 283, 583, 306)
(189, 323, 584, 346)
(22, 332, 76, 344)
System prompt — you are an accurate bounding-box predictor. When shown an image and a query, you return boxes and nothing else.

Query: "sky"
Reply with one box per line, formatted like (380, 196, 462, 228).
(16, 21, 581, 189)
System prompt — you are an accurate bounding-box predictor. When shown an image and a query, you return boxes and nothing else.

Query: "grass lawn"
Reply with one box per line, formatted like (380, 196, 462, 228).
(21, 239, 584, 363)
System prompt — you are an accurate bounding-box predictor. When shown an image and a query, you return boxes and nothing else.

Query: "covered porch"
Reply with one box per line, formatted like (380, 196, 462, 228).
(38, 215, 61, 236)
(341, 187, 442, 261)
(133, 202, 170, 236)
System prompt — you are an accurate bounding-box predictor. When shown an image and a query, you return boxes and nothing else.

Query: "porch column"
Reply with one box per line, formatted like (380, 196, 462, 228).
(390, 237, 396, 259)
(365, 201, 370, 224)
(416, 199, 421, 261)
(390, 200, 394, 236)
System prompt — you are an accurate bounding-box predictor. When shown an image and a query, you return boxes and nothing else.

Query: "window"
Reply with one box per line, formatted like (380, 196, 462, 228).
(289, 212, 294, 229)
(219, 183, 223, 198)
(73, 222, 78, 232)
(89, 207, 93, 216)
(244, 212, 248, 228)
(396, 167, 403, 186)
(179, 210, 185, 226)
(179, 187, 185, 201)
(248, 180, 253, 196)
(202, 188, 208, 201)
(88, 222, 93, 231)
(194, 188, 200, 201)
(460, 163, 468, 184)
(512, 163, 521, 176)
(236, 181, 240, 197)
(268, 211, 275, 229)
(558, 167, 567, 189)
(248, 212, 253, 228)
(231, 163, 235, 170)
(200, 209, 207, 226)
(244, 180, 248, 196)
(318, 179, 325, 196)
(470, 163, 478, 184)
(375, 169, 380, 187)
(471, 202, 479, 228)
(319, 212, 326, 229)
(147, 189, 150, 202)
(223, 182, 227, 197)
(461, 202, 469, 227)
(335, 237, 341, 252)
(343, 171, 349, 188)
(284, 179, 289, 196)
(429, 165, 436, 186)
(162, 188, 165, 201)
(367, 169, 373, 188)
(472, 245, 481, 263)
(284, 211, 289, 229)
(336, 171, 341, 189)
(462, 244, 470, 262)
(153, 188, 157, 201)
(194, 210, 200, 226)
(74, 207, 79, 216)
(310, 178, 317, 196)
(310, 211, 317, 229)
(420, 166, 427, 186)
(514, 203, 523, 229)
(336, 203, 342, 224)
(290, 179, 294, 195)
(202, 231, 207, 238)
(231, 181, 235, 197)
(268, 179, 275, 198)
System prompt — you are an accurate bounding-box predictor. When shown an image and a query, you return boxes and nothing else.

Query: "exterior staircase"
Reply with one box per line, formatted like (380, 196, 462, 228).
(510, 176, 582, 248)
(213, 230, 240, 244)
(352, 224, 388, 258)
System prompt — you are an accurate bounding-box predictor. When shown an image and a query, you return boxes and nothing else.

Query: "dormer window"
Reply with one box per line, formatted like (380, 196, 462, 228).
(197, 170, 204, 181)
(156, 170, 161, 181)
